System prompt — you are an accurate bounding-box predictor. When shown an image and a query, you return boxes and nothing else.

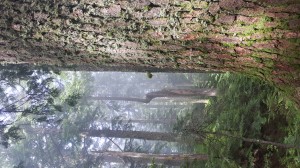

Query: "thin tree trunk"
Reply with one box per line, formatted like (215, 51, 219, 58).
(101, 119, 177, 124)
(150, 98, 209, 103)
(206, 131, 300, 149)
(142, 104, 188, 108)
(91, 151, 208, 165)
(146, 88, 217, 98)
(88, 88, 216, 103)
(88, 96, 150, 103)
(82, 129, 180, 142)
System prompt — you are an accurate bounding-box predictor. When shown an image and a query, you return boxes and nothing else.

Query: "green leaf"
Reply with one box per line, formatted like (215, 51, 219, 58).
(53, 105, 63, 112)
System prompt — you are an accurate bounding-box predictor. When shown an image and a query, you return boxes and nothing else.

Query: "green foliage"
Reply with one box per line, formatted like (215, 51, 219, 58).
(0, 65, 66, 147)
(147, 71, 153, 79)
(181, 159, 206, 168)
(0, 66, 90, 149)
(1, 126, 23, 148)
(203, 73, 300, 167)
(65, 92, 81, 106)
(149, 160, 165, 168)
(177, 72, 300, 167)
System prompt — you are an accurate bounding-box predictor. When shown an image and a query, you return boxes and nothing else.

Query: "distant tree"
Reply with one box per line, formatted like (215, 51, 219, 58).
(87, 88, 216, 103)
(0, 67, 93, 149)
(0, 65, 61, 113)
(0, 65, 63, 148)
(82, 129, 182, 142)
(91, 151, 208, 166)
(2, 100, 104, 168)
(86, 151, 194, 167)
(100, 118, 177, 125)
(205, 131, 300, 150)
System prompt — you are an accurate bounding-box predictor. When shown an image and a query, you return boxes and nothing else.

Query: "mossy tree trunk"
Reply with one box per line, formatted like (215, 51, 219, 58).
(0, 0, 299, 103)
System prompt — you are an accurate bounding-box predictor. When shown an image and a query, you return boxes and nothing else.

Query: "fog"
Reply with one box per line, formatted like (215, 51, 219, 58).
(0, 68, 211, 168)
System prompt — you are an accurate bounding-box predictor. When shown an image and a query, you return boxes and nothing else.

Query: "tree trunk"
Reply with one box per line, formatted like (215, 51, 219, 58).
(102, 119, 177, 124)
(88, 88, 216, 103)
(142, 104, 188, 108)
(82, 129, 180, 142)
(1, 0, 299, 104)
(205, 131, 300, 149)
(88, 96, 150, 103)
(91, 151, 208, 166)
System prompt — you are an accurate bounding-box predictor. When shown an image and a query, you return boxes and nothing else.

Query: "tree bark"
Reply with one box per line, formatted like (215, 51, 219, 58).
(101, 119, 177, 124)
(142, 104, 189, 108)
(88, 88, 216, 103)
(88, 96, 150, 103)
(82, 129, 180, 142)
(91, 151, 208, 165)
(205, 131, 300, 149)
(1, 0, 299, 104)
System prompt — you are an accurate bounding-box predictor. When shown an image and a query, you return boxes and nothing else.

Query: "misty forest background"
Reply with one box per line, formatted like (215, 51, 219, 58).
(0, 65, 299, 168)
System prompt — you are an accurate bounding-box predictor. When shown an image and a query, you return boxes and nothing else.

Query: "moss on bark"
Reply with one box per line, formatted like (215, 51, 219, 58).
(0, 0, 299, 105)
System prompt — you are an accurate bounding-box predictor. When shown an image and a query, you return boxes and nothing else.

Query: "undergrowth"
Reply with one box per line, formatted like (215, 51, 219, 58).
(178, 72, 300, 167)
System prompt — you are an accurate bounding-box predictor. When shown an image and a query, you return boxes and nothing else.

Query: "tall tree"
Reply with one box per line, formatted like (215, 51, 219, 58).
(91, 150, 208, 166)
(87, 88, 216, 103)
(0, 64, 63, 148)
(1, 0, 299, 104)
(82, 129, 183, 142)
(99, 119, 177, 125)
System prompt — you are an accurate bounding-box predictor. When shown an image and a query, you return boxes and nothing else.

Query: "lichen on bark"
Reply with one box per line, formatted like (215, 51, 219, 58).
(0, 0, 299, 105)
